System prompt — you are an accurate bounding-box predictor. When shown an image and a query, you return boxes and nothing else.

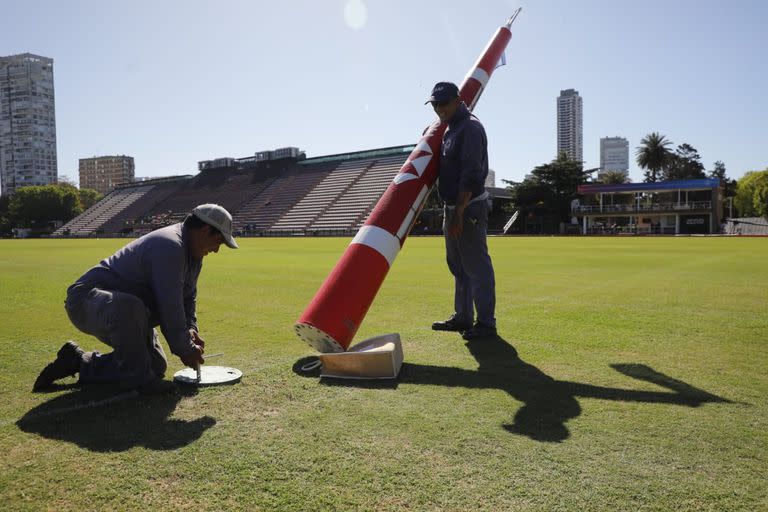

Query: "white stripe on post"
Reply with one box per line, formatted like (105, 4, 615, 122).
(396, 185, 429, 240)
(470, 67, 490, 87)
(350, 225, 401, 266)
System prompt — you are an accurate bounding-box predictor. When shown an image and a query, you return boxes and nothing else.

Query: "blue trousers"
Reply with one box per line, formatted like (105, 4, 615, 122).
(443, 200, 496, 327)
(65, 287, 167, 388)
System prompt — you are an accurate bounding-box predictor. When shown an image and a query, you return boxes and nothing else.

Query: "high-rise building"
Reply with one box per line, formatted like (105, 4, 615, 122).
(0, 53, 57, 196)
(599, 137, 629, 179)
(556, 89, 583, 162)
(485, 169, 496, 188)
(79, 155, 135, 194)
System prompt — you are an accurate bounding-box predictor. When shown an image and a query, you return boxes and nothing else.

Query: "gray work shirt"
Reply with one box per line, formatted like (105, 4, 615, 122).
(438, 102, 489, 204)
(66, 223, 201, 358)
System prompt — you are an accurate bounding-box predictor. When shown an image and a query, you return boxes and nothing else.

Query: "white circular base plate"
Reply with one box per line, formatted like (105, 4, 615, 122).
(173, 365, 243, 386)
(294, 323, 344, 353)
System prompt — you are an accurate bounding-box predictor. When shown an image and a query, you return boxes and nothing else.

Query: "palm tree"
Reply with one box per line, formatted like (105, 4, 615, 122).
(600, 170, 630, 184)
(636, 132, 672, 182)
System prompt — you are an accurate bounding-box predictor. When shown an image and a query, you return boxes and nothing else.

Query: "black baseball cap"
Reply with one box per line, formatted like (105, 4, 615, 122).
(425, 82, 459, 104)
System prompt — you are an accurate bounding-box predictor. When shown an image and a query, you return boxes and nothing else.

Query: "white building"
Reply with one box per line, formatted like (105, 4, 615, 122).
(0, 54, 57, 196)
(599, 137, 629, 179)
(556, 89, 583, 162)
(485, 169, 496, 188)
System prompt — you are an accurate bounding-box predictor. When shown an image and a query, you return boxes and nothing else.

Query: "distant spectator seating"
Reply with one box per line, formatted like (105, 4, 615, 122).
(233, 165, 335, 234)
(53, 145, 420, 238)
(271, 160, 371, 232)
(98, 178, 190, 235)
(141, 170, 274, 222)
(54, 186, 155, 236)
(309, 155, 405, 231)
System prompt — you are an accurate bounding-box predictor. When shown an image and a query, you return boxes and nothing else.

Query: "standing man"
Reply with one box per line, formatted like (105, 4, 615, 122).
(427, 82, 497, 340)
(33, 204, 238, 394)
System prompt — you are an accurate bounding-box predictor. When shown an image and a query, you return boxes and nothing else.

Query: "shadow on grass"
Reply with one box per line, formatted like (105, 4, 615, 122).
(293, 335, 732, 443)
(16, 385, 216, 452)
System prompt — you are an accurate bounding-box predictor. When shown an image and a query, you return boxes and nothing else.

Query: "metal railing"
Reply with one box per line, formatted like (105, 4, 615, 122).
(573, 201, 712, 214)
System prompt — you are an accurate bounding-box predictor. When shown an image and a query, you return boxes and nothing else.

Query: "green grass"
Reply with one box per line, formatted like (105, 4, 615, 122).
(0, 236, 766, 511)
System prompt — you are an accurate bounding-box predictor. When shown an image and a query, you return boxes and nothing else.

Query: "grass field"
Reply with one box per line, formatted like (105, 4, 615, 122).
(1, 236, 766, 511)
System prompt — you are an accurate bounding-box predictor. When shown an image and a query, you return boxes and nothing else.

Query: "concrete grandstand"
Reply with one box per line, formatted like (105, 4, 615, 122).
(54, 144, 510, 238)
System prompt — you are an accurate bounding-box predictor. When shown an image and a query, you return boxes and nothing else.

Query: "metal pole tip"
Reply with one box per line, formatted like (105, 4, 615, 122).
(506, 8, 522, 28)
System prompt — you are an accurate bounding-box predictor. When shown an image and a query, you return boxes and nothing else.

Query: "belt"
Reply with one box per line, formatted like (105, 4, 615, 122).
(444, 191, 489, 209)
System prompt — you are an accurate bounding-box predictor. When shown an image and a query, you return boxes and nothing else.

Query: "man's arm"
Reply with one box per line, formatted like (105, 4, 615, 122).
(148, 242, 201, 363)
(447, 190, 473, 238)
(448, 121, 487, 238)
(184, 280, 198, 333)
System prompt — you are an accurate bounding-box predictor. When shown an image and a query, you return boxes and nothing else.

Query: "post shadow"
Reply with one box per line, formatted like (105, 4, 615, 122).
(17, 385, 216, 452)
(293, 335, 732, 443)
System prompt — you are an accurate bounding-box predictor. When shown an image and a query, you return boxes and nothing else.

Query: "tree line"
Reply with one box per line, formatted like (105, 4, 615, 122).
(0, 183, 102, 236)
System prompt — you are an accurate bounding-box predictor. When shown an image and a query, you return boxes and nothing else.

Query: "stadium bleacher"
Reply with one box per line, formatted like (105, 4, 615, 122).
(54, 185, 156, 236)
(309, 155, 404, 231)
(98, 177, 193, 235)
(53, 145, 479, 238)
(271, 159, 373, 232)
(233, 164, 336, 233)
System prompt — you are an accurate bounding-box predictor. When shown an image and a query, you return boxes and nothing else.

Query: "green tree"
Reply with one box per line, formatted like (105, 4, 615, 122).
(0, 195, 11, 236)
(755, 178, 768, 218)
(709, 160, 727, 180)
(662, 143, 706, 180)
(734, 169, 768, 218)
(707, 161, 737, 216)
(600, 170, 630, 184)
(507, 152, 587, 232)
(78, 188, 103, 210)
(8, 185, 82, 230)
(636, 132, 672, 182)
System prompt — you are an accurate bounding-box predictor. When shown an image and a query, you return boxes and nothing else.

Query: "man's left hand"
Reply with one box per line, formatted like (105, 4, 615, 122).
(190, 329, 205, 349)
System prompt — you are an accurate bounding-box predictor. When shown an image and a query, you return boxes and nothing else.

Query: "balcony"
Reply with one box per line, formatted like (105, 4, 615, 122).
(573, 201, 712, 214)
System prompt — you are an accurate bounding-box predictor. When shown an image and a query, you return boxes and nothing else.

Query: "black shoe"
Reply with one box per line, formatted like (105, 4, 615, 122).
(32, 341, 85, 391)
(432, 314, 473, 332)
(462, 323, 497, 340)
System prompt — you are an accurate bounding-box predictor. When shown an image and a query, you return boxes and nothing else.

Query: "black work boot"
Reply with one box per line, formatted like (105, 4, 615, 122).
(462, 322, 497, 340)
(32, 341, 86, 391)
(432, 314, 473, 332)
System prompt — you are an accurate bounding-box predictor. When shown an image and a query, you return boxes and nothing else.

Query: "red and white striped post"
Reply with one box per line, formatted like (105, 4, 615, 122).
(295, 12, 521, 352)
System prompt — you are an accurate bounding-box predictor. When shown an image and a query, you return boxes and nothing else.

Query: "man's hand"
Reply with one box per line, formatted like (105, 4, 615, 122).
(447, 214, 464, 239)
(189, 329, 205, 349)
(180, 344, 204, 370)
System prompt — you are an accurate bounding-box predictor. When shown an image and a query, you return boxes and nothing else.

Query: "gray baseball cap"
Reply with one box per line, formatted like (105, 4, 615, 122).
(191, 203, 238, 249)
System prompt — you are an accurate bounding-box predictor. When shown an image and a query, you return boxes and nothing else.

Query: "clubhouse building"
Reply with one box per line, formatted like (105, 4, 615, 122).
(573, 178, 724, 235)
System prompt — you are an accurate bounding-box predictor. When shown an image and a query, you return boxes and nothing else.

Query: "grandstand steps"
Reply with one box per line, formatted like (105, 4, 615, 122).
(271, 160, 373, 232)
(98, 182, 186, 235)
(233, 167, 331, 232)
(53, 186, 155, 236)
(310, 156, 404, 232)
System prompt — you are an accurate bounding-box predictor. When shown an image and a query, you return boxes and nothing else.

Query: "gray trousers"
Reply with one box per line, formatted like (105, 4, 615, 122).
(65, 287, 168, 388)
(443, 200, 496, 327)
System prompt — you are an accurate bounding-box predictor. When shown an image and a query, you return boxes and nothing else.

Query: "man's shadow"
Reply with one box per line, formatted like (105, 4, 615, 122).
(294, 335, 731, 443)
(17, 385, 216, 452)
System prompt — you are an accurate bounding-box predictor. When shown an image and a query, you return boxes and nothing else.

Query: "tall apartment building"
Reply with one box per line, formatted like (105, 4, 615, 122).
(485, 169, 496, 188)
(599, 137, 629, 179)
(556, 89, 583, 162)
(0, 53, 57, 196)
(79, 155, 135, 194)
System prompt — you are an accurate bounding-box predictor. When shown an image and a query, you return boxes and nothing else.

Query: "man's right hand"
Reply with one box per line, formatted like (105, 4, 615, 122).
(180, 344, 205, 370)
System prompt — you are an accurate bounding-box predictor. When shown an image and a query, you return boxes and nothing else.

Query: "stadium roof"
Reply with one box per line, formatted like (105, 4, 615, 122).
(299, 144, 415, 165)
(578, 178, 721, 195)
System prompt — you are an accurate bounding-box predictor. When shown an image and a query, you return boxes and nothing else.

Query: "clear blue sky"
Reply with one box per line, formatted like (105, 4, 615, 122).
(3, 0, 766, 185)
